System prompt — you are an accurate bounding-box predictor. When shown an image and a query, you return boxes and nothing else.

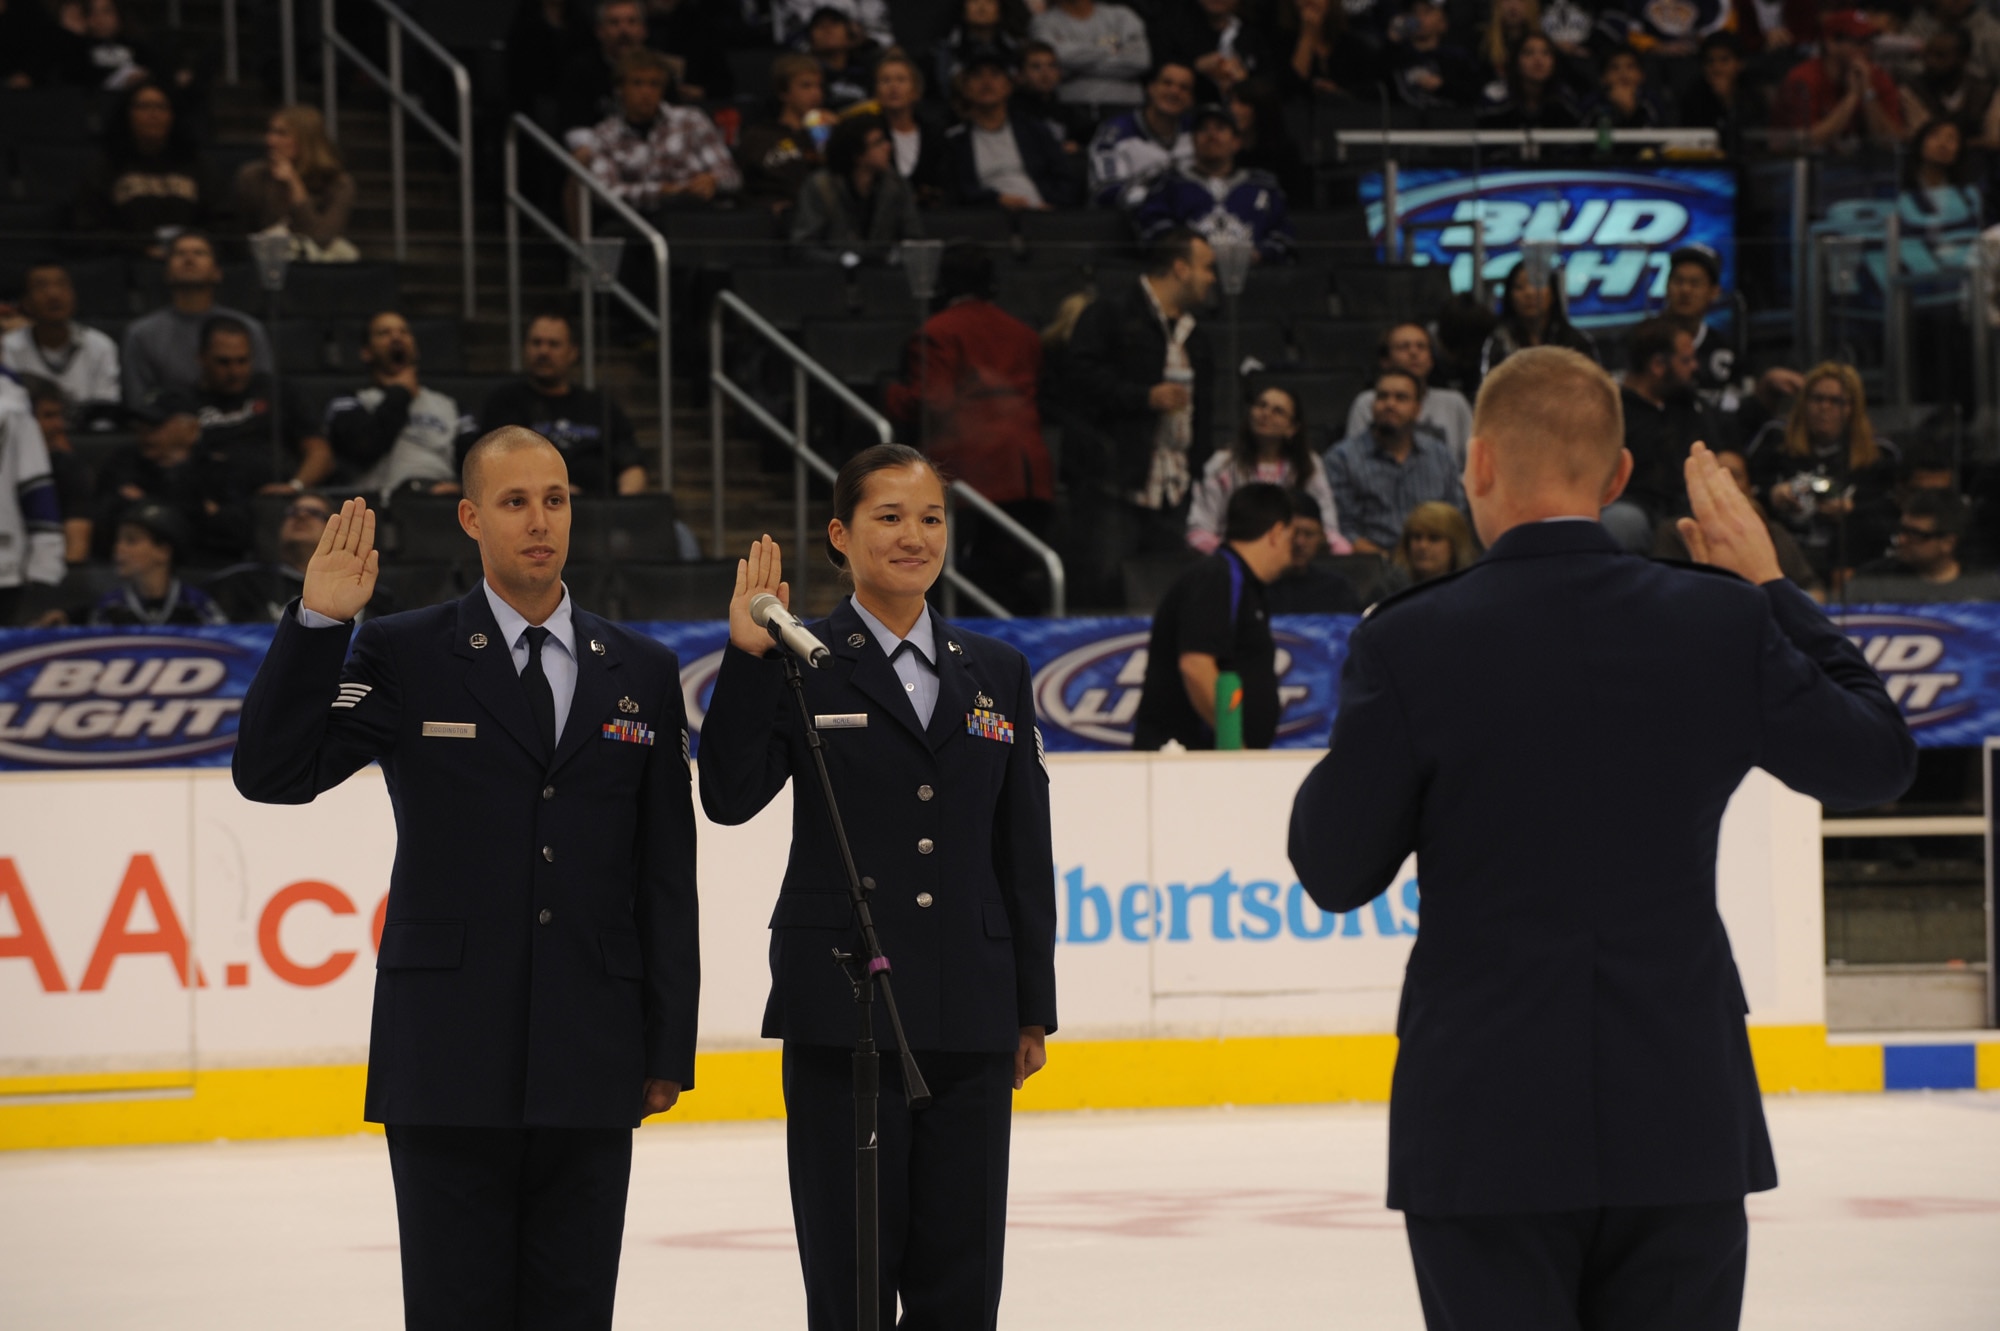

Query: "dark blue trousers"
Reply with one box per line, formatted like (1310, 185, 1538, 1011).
(1405, 1199, 1749, 1331)
(384, 1123, 633, 1331)
(782, 1043, 1015, 1331)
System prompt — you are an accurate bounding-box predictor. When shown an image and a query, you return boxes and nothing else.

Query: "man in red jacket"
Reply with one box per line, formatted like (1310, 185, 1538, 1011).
(886, 242, 1055, 613)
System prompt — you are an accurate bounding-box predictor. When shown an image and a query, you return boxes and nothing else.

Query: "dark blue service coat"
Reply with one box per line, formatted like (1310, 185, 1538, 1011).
(1289, 521, 1915, 1216)
(233, 588, 700, 1129)
(698, 600, 1058, 1051)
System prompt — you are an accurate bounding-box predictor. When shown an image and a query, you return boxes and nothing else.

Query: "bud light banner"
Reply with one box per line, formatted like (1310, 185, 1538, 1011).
(0, 601, 1992, 769)
(1359, 166, 1738, 329)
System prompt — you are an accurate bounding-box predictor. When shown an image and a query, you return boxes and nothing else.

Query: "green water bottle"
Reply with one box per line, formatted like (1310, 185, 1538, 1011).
(1215, 670, 1244, 751)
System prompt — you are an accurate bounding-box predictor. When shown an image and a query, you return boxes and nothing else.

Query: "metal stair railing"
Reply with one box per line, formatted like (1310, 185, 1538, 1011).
(503, 114, 674, 488)
(709, 290, 1066, 618)
(321, 0, 476, 320)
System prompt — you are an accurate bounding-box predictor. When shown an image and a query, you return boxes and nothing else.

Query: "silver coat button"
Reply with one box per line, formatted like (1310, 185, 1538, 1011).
(542, 845, 555, 862)
(542, 785, 555, 800)
(917, 785, 934, 801)
(917, 838, 934, 855)
(538, 908, 553, 925)
(916, 892, 934, 908)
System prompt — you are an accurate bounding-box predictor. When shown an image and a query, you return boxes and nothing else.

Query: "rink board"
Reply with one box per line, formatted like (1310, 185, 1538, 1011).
(0, 757, 1990, 1150)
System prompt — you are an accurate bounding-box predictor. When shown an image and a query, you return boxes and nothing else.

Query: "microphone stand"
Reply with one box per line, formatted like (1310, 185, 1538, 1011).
(774, 638, 931, 1331)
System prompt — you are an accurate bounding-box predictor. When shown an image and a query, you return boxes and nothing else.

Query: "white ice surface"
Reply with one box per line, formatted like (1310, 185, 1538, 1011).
(2, 1094, 1996, 1329)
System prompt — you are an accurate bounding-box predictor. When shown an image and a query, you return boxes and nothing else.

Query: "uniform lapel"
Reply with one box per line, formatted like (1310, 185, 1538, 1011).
(824, 600, 928, 745)
(452, 590, 546, 763)
(924, 608, 976, 753)
(550, 610, 619, 775)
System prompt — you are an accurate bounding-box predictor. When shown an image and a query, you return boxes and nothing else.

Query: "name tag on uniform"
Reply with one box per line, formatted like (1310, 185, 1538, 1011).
(815, 713, 869, 730)
(602, 720, 656, 746)
(966, 708, 1015, 743)
(421, 722, 477, 739)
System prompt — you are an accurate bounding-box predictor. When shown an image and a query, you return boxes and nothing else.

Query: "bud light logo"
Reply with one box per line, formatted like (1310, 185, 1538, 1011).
(1833, 613, 1973, 729)
(1361, 167, 1737, 328)
(0, 636, 255, 767)
(1033, 629, 1332, 749)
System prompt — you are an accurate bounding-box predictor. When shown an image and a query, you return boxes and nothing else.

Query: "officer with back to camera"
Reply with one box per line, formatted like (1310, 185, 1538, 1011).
(1289, 347, 1916, 1331)
(231, 426, 699, 1331)
(697, 442, 1058, 1331)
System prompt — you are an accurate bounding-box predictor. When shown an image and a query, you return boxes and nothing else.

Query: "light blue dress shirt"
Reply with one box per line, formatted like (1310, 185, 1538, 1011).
(850, 595, 939, 728)
(298, 580, 578, 740)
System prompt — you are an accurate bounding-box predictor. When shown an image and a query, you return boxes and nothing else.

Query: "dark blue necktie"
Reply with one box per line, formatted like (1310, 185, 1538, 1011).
(521, 626, 556, 755)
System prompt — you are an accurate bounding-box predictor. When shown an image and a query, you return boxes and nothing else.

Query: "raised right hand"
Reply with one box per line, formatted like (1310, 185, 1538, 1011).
(729, 534, 790, 656)
(1677, 443, 1784, 586)
(301, 497, 380, 622)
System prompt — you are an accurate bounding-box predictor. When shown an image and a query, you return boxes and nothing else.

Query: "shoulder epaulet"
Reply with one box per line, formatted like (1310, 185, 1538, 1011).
(1360, 564, 1474, 620)
(1650, 557, 1750, 585)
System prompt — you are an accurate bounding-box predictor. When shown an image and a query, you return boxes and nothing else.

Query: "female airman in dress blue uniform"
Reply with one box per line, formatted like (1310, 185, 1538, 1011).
(698, 444, 1058, 1330)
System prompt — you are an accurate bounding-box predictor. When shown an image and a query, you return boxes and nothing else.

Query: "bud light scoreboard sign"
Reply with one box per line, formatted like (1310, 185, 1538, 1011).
(0, 601, 1990, 769)
(1359, 166, 1738, 329)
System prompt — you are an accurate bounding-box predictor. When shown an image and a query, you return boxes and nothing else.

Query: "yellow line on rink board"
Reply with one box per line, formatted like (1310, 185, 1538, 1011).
(0, 1027, 1921, 1150)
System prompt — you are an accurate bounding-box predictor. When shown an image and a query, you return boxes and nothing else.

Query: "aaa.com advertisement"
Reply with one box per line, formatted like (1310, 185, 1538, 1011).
(0, 757, 1821, 1081)
(1359, 166, 1739, 328)
(0, 605, 1985, 772)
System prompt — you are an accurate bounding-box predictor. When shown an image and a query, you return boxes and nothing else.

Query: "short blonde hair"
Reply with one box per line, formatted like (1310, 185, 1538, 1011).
(1472, 345, 1622, 488)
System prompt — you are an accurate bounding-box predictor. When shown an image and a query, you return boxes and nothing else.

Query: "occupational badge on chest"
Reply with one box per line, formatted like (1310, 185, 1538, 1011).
(617, 696, 640, 714)
(965, 707, 1015, 744)
(602, 719, 656, 746)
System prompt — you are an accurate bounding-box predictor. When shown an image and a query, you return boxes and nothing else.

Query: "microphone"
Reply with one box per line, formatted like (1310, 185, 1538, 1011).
(750, 593, 831, 668)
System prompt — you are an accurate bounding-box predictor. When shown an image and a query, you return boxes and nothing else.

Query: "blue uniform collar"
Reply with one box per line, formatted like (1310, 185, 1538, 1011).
(847, 594, 936, 668)
(1481, 519, 1624, 563)
(482, 580, 576, 662)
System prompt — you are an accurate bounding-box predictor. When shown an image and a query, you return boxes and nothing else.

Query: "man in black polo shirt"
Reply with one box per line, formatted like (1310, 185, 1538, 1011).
(465, 313, 644, 496)
(193, 315, 330, 495)
(1133, 482, 1295, 751)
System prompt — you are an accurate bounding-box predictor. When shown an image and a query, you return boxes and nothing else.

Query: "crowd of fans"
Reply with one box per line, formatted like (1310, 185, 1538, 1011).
(6, 0, 2000, 626)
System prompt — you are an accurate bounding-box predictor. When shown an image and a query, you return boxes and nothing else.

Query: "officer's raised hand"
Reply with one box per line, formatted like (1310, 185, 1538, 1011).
(729, 533, 790, 656)
(302, 497, 380, 622)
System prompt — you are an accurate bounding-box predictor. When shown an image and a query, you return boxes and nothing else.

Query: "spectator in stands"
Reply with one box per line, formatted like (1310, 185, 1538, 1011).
(1133, 481, 1293, 749)
(325, 313, 467, 499)
(793, 113, 924, 264)
(1030, 0, 1152, 109)
(1652, 447, 1820, 591)
(1615, 0, 1727, 80)
(1265, 488, 1364, 613)
(737, 53, 829, 215)
(25, 380, 93, 563)
(1660, 243, 1738, 406)
(936, 0, 1029, 94)
(1133, 103, 1294, 262)
(1377, 499, 1478, 597)
(1187, 384, 1348, 554)
(852, 49, 950, 205)
(1901, 28, 2000, 143)
(1747, 361, 1902, 580)
(1014, 40, 1096, 154)
(558, 0, 648, 141)
(1324, 367, 1465, 553)
(1060, 228, 1218, 608)
(192, 314, 331, 495)
(1846, 489, 2000, 599)
(882, 243, 1053, 613)
(471, 312, 647, 497)
(1774, 9, 1905, 145)
(1677, 34, 1758, 158)
(73, 79, 220, 252)
(1479, 0, 1541, 87)
(1581, 47, 1672, 130)
(80, 500, 226, 626)
(65, 0, 177, 93)
(944, 52, 1082, 211)
(205, 491, 392, 623)
(1481, 32, 1582, 129)
(1388, 0, 1480, 109)
(798, 5, 877, 111)
(1611, 318, 1727, 548)
(2, 263, 123, 430)
(581, 48, 742, 213)
(0, 375, 64, 625)
(1905, 115, 1974, 190)
(1907, 0, 2000, 83)
(1480, 261, 1598, 379)
(94, 389, 248, 566)
(1276, 0, 1378, 101)
(122, 232, 274, 408)
(1088, 62, 1196, 209)
(1345, 323, 1474, 464)
(773, 0, 892, 49)
(1162, 0, 1278, 102)
(234, 105, 356, 259)
(1229, 77, 1310, 204)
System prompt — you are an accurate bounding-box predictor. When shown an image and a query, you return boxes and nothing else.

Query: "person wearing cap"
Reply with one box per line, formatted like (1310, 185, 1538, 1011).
(796, 4, 878, 111)
(943, 50, 1083, 210)
(92, 387, 250, 566)
(83, 500, 228, 627)
(1130, 102, 1294, 263)
(1774, 10, 1905, 145)
(1662, 244, 1804, 439)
